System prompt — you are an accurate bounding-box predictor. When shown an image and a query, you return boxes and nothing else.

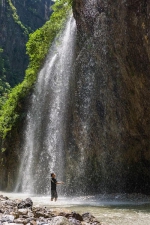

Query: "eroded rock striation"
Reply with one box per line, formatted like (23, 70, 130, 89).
(65, 0, 150, 194)
(0, 195, 103, 225)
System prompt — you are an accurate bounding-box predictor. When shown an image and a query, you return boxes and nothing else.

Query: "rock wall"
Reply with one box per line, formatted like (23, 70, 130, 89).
(65, 0, 150, 194)
(0, 0, 52, 86)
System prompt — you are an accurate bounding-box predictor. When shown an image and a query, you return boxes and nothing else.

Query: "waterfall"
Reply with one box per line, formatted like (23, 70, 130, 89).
(15, 15, 76, 194)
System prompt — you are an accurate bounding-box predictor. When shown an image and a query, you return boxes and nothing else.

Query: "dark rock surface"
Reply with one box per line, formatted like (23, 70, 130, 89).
(17, 198, 33, 209)
(63, 0, 150, 195)
(0, 0, 52, 86)
(0, 195, 103, 225)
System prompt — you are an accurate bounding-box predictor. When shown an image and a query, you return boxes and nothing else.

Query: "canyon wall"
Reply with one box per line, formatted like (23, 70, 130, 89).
(65, 0, 150, 194)
(0, 0, 52, 86)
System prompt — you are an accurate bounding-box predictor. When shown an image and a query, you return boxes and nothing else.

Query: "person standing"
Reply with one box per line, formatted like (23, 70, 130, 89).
(51, 173, 64, 201)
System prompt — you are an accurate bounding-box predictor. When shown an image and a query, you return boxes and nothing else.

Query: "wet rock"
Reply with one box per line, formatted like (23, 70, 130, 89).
(49, 216, 72, 225)
(18, 198, 33, 209)
(0, 195, 8, 200)
(1, 215, 14, 223)
(18, 209, 28, 215)
(69, 217, 81, 225)
(14, 218, 27, 224)
(11, 211, 20, 219)
(71, 212, 83, 221)
(82, 213, 101, 224)
(27, 210, 34, 218)
(33, 211, 45, 218)
(58, 212, 66, 217)
(30, 220, 37, 225)
(64, 212, 83, 222)
(33, 208, 52, 219)
(5, 200, 17, 207)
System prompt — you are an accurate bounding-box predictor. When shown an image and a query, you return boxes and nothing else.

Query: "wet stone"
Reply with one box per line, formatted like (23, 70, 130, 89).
(30, 220, 37, 225)
(71, 212, 83, 221)
(49, 216, 72, 225)
(14, 218, 26, 224)
(1, 215, 14, 223)
(18, 199, 33, 209)
(82, 213, 94, 222)
(69, 218, 81, 225)
(18, 209, 28, 215)
(5, 200, 17, 207)
(28, 212, 34, 217)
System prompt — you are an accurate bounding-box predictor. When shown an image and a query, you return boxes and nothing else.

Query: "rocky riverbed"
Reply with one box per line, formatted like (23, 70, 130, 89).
(0, 195, 105, 225)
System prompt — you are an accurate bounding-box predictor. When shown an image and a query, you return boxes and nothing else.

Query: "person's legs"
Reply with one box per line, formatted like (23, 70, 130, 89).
(54, 190, 58, 201)
(51, 190, 55, 201)
(51, 190, 58, 201)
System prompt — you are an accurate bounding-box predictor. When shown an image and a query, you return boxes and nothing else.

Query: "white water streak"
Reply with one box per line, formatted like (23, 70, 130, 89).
(15, 15, 76, 194)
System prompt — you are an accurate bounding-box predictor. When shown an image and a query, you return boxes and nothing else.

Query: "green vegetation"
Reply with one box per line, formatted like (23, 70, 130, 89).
(0, 48, 11, 109)
(7, 0, 29, 35)
(0, 0, 72, 138)
(0, 76, 11, 109)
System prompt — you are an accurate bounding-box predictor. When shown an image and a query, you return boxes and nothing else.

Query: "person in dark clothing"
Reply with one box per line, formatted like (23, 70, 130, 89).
(51, 173, 64, 201)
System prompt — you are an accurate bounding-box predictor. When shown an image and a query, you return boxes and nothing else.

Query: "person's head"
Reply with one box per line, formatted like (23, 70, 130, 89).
(51, 173, 56, 178)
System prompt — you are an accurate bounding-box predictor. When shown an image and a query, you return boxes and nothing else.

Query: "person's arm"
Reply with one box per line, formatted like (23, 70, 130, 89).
(56, 181, 64, 184)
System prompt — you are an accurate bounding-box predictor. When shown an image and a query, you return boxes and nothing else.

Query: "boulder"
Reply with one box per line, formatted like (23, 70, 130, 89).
(82, 213, 101, 224)
(27, 210, 34, 218)
(71, 212, 83, 221)
(30, 220, 37, 225)
(14, 218, 27, 224)
(68, 218, 81, 225)
(0, 195, 8, 200)
(49, 216, 72, 225)
(1, 215, 14, 223)
(5, 200, 17, 207)
(18, 209, 28, 215)
(18, 198, 33, 209)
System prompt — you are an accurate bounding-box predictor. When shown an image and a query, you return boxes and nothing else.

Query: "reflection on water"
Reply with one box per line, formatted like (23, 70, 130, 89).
(1, 192, 150, 225)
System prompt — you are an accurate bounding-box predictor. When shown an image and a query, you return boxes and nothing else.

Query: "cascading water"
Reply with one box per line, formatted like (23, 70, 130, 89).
(15, 15, 76, 194)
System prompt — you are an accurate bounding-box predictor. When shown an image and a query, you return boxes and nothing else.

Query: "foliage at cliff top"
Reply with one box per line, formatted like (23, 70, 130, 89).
(0, 0, 72, 139)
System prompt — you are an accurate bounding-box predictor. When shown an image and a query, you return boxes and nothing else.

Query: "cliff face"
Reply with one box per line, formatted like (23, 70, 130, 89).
(65, 0, 150, 194)
(0, 0, 52, 86)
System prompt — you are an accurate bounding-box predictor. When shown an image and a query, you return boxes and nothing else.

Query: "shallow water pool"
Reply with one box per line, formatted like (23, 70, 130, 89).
(1, 192, 150, 225)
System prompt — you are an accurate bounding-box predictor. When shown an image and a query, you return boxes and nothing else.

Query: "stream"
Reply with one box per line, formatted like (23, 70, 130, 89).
(1, 192, 150, 225)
